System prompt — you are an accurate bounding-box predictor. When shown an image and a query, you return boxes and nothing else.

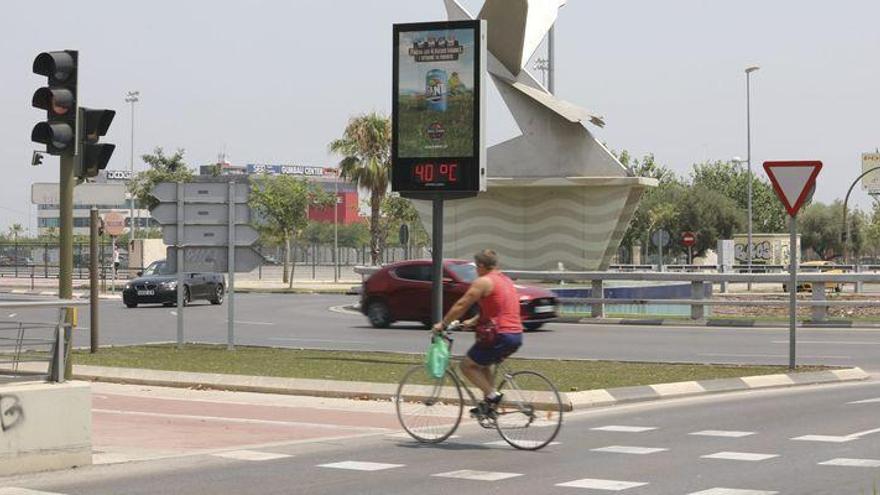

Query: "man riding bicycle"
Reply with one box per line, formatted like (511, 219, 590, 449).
(433, 249, 523, 415)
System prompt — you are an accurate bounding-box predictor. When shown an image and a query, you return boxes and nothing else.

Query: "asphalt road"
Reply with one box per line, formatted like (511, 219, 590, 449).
(4, 292, 880, 371)
(7, 377, 880, 494)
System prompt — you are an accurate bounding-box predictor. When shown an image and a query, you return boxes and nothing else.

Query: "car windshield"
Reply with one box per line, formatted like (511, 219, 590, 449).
(447, 262, 477, 283)
(143, 260, 170, 276)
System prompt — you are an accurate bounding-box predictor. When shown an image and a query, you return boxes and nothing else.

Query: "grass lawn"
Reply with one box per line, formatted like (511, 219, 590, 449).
(72, 344, 829, 392)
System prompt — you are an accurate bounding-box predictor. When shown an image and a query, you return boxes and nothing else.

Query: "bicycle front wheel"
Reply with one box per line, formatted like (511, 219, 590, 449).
(495, 370, 563, 450)
(395, 365, 463, 443)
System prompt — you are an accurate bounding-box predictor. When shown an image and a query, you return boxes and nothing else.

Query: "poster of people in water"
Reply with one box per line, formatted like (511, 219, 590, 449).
(396, 26, 477, 158)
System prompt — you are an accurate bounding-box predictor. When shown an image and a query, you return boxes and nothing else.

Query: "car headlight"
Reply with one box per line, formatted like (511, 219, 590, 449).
(160, 281, 177, 290)
(124, 283, 132, 290)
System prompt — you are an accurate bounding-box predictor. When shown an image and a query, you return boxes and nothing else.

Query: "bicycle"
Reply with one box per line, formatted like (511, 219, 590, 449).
(394, 322, 564, 450)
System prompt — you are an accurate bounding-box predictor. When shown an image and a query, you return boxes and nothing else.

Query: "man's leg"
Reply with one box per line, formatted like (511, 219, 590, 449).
(460, 356, 495, 397)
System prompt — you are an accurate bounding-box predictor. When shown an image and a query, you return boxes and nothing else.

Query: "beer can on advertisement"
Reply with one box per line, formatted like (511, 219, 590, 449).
(425, 69, 448, 112)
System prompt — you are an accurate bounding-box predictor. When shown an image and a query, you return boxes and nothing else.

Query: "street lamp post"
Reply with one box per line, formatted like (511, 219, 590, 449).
(333, 169, 339, 283)
(745, 66, 760, 290)
(125, 91, 140, 245)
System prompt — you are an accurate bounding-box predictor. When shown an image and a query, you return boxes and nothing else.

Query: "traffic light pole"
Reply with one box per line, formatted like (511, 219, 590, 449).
(60, 154, 75, 378)
(89, 207, 99, 353)
(431, 197, 444, 326)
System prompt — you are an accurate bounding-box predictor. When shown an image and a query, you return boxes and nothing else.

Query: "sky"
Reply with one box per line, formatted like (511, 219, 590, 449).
(1, 0, 878, 234)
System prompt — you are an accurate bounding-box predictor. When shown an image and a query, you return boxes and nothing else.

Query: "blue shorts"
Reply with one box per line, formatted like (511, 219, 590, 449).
(467, 333, 522, 366)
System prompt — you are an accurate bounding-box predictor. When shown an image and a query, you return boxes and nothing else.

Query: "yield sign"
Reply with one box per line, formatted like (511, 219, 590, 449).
(763, 161, 823, 217)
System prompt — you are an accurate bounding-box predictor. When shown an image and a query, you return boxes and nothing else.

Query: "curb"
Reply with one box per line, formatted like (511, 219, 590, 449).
(68, 364, 869, 413)
(235, 287, 358, 295)
(571, 317, 880, 329)
(0, 288, 122, 300)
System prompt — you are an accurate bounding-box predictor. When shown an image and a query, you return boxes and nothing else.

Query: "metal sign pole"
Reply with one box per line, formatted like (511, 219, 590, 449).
(176, 182, 185, 349)
(227, 181, 235, 351)
(110, 236, 117, 292)
(431, 197, 444, 325)
(89, 207, 99, 353)
(789, 214, 797, 370)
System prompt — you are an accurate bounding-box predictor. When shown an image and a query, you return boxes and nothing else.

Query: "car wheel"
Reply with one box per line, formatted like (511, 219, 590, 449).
(125, 303, 137, 308)
(210, 284, 224, 305)
(180, 286, 191, 307)
(367, 301, 392, 328)
(524, 322, 544, 332)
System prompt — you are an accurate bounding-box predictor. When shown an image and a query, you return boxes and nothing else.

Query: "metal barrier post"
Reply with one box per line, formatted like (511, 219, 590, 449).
(54, 307, 65, 383)
(691, 281, 705, 320)
(855, 264, 863, 294)
(591, 279, 604, 318)
(812, 282, 827, 322)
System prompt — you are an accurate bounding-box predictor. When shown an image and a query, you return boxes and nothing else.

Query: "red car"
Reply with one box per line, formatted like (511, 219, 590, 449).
(360, 259, 558, 331)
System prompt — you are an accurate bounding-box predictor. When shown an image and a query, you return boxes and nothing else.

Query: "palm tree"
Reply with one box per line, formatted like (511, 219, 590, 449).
(7, 224, 24, 242)
(329, 113, 391, 265)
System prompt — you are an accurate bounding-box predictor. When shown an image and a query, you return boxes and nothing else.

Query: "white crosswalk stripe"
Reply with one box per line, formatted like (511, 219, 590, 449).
(591, 425, 657, 433)
(592, 445, 667, 455)
(482, 440, 560, 448)
(0, 489, 68, 495)
(819, 458, 880, 467)
(690, 430, 755, 438)
(687, 489, 778, 495)
(212, 450, 292, 461)
(432, 470, 523, 481)
(556, 478, 648, 491)
(318, 461, 404, 471)
(791, 434, 852, 443)
(702, 452, 778, 462)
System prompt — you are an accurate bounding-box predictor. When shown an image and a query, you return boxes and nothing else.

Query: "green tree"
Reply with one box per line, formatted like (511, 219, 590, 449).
(799, 201, 847, 260)
(690, 160, 787, 233)
(7, 224, 24, 242)
(619, 152, 681, 260)
(128, 147, 194, 210)
(328, 113, 391, 265)
(249, 174, 333, 287)
(378, 194, 421, 254)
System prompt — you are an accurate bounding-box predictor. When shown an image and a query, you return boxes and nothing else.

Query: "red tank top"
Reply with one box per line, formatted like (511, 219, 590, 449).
(478, 271, 523, 334)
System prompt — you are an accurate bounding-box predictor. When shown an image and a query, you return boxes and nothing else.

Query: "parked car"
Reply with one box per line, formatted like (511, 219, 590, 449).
(122, 259, 225, 308)
(360, 259, 558, 331)
(782, 260, 843, 293)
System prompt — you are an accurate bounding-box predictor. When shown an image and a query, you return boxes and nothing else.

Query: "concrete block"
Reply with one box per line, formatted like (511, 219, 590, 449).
(0, 381, 91, 476)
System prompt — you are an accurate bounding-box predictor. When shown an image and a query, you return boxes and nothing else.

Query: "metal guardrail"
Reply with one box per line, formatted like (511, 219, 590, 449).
(0, 300, 88, 383)
(353, 265, 880, 322)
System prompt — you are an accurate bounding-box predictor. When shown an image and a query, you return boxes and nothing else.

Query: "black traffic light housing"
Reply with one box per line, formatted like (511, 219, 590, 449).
(31, 50, 78, 156)
(77, 108, 116, 178)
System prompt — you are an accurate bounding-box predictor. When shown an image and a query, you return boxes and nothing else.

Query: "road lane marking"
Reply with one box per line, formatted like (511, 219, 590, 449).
(688, 489, 778, 495)
(92, 409, 390, 432)
(555, 478, 648, 490)
(318, 461, 404, 471)
(771, 340, 880, 345)
(483, 440, 560, 449)
(819, 458, 880, 467)
(701, 451, 778, 461)
(848, 397, 880, 404)
(690, 430, 755, 438)
(0, 490, 68, 495)
(432, 470, 523, 481)
(591, 425, 657, 433)
(268, 337, 370, 344)
(231, 320, 274, 326)
(591, 445, 667, 455)
(7, 313, 16, 317)
(329, 305, 361, 316)
(212, 450, 292, 461)
(791, 435, 852, 443)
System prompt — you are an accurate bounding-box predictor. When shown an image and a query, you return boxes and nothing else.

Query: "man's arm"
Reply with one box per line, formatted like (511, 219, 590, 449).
(434, 277, 491, 330)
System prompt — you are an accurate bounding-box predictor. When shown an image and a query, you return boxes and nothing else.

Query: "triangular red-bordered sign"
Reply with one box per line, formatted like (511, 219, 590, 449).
(763, 161, 823, 217)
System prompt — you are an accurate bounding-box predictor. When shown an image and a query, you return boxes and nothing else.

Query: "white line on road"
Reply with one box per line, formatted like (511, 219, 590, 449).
(0, 490, 68, 495)
(690, 430, 755, 438)
(591, 445, 667, 455)
(483, 440, 560, 449)
(818, 458, 880, 467)
(230, 320, 274, 326)
(92, 408, 390, 432)
(268, 337, 370, 344)
(318, 461, 404, 471)
(555, 478, 648, 491)
(7, 313, 16, 317)
(847, 397, 880, 404)
(771, 340, 880, 345)
(701, 451, 778, 461)
(793, 425, 880, 443)
(591, 425, 657, 433)
(688, 489, 778, 495)
(432, 470, 523, 481)
(212, 450, 292, 461)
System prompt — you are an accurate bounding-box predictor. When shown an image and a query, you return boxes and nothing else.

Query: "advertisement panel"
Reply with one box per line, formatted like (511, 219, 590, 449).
(862, 152, 880, 193)
(392, 20, 486, 198)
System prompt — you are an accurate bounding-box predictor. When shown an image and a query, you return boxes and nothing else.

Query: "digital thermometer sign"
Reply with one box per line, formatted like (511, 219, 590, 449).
(391, 20, 486, 199)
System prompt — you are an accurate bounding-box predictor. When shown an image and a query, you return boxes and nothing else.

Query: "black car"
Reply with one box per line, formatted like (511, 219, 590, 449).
(122, 260, 225, 308)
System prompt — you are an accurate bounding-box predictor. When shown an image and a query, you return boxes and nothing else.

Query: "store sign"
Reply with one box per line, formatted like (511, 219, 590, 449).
(392, 20, 487, 199)
(246, 164, 335, 177)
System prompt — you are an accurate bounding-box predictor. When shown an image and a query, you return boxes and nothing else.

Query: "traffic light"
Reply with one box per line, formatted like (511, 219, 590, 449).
(31, 50, 78, 156)
(77, 107, 116, 178)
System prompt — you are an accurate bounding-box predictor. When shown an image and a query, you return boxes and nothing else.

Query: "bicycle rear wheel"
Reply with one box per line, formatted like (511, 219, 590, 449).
(495, 370, 563, 450)
(395, 365, 463, 443)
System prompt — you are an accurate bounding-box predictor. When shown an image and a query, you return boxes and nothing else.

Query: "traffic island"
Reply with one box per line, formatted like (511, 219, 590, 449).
(69, 344, 867, 411)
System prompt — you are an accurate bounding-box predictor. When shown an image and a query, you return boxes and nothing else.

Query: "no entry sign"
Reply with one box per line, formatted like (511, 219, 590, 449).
(682, 231, 696, 247)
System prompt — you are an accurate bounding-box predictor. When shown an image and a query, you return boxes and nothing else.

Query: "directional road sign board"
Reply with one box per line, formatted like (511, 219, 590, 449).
(151, 203, 252, 226)
(152, 182, 249, 204)
(163, 225, 260, 247)
(763, 161, 822, 217)
(166, 247, 265, 273)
